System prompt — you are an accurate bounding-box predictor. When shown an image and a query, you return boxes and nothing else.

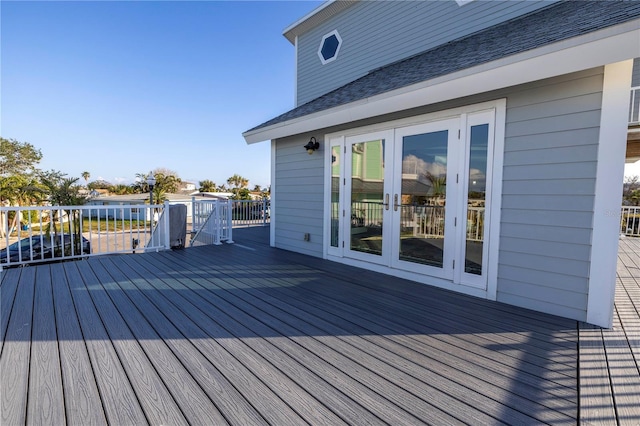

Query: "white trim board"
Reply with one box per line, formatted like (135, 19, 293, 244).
(245, 19, 640, 144)
(270, 139, 277, 247)
(587, 60, 633, 328)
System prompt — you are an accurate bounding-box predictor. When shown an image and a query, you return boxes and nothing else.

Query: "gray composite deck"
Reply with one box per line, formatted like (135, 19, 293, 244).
(0, 226, 637, 425)
(579, 236, 640, 425)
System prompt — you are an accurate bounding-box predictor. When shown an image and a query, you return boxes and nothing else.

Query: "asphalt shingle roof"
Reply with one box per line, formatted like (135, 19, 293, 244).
(247, 0, 640, 134)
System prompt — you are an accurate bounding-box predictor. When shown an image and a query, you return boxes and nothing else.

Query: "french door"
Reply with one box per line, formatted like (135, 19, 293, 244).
(331, 109, 497, 290)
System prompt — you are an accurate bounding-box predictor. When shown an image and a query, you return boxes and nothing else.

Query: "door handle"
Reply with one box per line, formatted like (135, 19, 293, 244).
(394, 194, 399, 211)
(383, 194, 390, 210)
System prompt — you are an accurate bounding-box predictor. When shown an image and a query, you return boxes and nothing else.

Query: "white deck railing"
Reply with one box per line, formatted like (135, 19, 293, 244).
(351, 201, 484, 242)
(1, 202, 170, 269)
(191, 198, 233, 246)
(230, 199, 271, 227)
(621, 206, 640, 237)
(630, 86, 640, 125)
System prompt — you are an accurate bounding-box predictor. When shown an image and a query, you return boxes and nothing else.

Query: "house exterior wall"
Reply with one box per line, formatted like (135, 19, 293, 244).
(273, 133, 325, 257)
(497, 67, 603, 321)
(296, 0, 556, 106)
(273, 67, 605, 322)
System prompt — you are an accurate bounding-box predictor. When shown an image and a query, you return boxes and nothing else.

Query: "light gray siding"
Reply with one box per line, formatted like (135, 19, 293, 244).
(296, 0, 556, 106)
(274, 133, 325, 257)
(633, 57, 640, 87)
(497, 68, 604, 321)
(273, 68, 604, 321)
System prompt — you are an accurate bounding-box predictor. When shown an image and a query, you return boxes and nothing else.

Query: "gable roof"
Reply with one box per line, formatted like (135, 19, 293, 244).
(245, 0, 640, 141)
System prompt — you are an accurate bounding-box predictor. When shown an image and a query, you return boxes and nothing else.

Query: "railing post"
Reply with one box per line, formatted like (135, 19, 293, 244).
(163, 201, 171, 250)
(213, 199, 220, 245)
(191, 196, 196, 235)
(226, 199, 234, 243)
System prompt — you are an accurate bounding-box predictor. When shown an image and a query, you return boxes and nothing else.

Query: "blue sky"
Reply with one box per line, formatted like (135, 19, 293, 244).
(1, 0, 322, 189)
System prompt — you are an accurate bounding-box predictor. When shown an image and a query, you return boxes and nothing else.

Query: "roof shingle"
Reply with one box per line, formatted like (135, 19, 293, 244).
(246, 0, 640, 134)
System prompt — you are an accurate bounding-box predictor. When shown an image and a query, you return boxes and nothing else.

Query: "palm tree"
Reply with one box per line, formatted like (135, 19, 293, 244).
(39, 173, 87, 255)
(227, 174, 248, 199)
(199, 179, 217, 192)
(425, 171, 446, 200)
(81, 171, 90, 186)
(0, 174, 43, 237)
(111, 184, 133, 195)
(227, 174, 248, 190)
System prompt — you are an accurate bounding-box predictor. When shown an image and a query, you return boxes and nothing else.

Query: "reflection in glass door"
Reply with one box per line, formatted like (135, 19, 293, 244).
(333, 107, 497, 292)
(398, 130, 449, 268)
(349, 139, 386, 256)
(464, 124, 489, 276)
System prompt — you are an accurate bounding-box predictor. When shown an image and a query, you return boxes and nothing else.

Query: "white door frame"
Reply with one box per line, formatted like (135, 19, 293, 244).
(323, 99, 506, 301)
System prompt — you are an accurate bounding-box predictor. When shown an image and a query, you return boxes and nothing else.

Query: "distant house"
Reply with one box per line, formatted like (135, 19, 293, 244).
(189, 191, 234, 200)
(86, 193, 195, 221)
(179, 181, 197, 192)
(244, 0, 640, 327)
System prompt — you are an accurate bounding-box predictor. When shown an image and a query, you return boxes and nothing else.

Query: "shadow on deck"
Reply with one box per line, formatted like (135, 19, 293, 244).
(579, 236, 640, 424)
(0, 226, 637, 424)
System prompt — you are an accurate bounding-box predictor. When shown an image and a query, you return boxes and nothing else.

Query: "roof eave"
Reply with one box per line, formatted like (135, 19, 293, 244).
(244, 20, 640, 144)
(283, 0, 359, 44)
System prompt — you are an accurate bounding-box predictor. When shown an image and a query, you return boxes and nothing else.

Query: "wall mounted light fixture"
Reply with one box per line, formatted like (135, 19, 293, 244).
(304, 137, 320, 155)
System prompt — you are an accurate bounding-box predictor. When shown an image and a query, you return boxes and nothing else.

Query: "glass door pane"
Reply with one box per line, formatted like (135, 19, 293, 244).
(350, 139, 385, 256)
(330, 145, 341, 248)
(398, 130, 448, 268)
(464, 124, 489, 275)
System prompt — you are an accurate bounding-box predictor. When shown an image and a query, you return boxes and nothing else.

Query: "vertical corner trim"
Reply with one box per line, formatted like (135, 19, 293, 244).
(270, 139, 277, 248)
(587, 60, 633, 328)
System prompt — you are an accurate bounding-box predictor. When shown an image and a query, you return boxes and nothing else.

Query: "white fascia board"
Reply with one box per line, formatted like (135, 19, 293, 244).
(244, 19, 640, 144)
(283, 0, 336, 43)
(587, 60, 633, 328)
(283, 1, 357, 44)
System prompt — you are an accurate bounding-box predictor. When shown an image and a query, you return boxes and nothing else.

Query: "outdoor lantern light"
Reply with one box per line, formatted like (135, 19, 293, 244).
(304, 137, 320, 155)
(147, 172, 156, 206)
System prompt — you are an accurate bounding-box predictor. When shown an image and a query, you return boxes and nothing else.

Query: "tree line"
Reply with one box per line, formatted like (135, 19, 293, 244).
(1, 136, 270, 220)
(624, 175, 640, 206)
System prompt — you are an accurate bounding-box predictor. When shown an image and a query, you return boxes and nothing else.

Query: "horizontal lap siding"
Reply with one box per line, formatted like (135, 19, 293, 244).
(274, 134, 324, 257)
(496, 69, 604, 321)
(296, 0, 556, 106)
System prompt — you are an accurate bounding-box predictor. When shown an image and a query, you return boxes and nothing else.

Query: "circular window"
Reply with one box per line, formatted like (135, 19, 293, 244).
(318, 30, 342, 65)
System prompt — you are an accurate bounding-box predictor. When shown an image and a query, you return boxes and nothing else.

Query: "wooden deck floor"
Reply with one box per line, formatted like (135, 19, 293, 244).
(0, 227, 636, 425)
(579, 236, 640, 425)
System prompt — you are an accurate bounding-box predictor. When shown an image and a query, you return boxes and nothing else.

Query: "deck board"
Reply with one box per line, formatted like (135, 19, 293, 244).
(73, 260, 190, 426)
(27, 266, 66, 425)
(86, 258, 231, 425)
(194, 251, 578, 419)
(132, 252, 403, 425)
(61, 261, 149, 425)
(3, 227, 639, 425)
(50, 262, 107, 425)
(1, 267, 36, 425)
(115, 253, 337, 425)
(151, 250, 472, 424)
(0, 267, 21, 356)
(163, 246, 575, 424)
(98, 256, 270, 426)
(196, 247, 576, 383)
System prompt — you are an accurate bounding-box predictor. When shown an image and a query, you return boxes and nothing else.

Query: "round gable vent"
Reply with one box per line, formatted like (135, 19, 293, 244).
(318, 30, 342, 65)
